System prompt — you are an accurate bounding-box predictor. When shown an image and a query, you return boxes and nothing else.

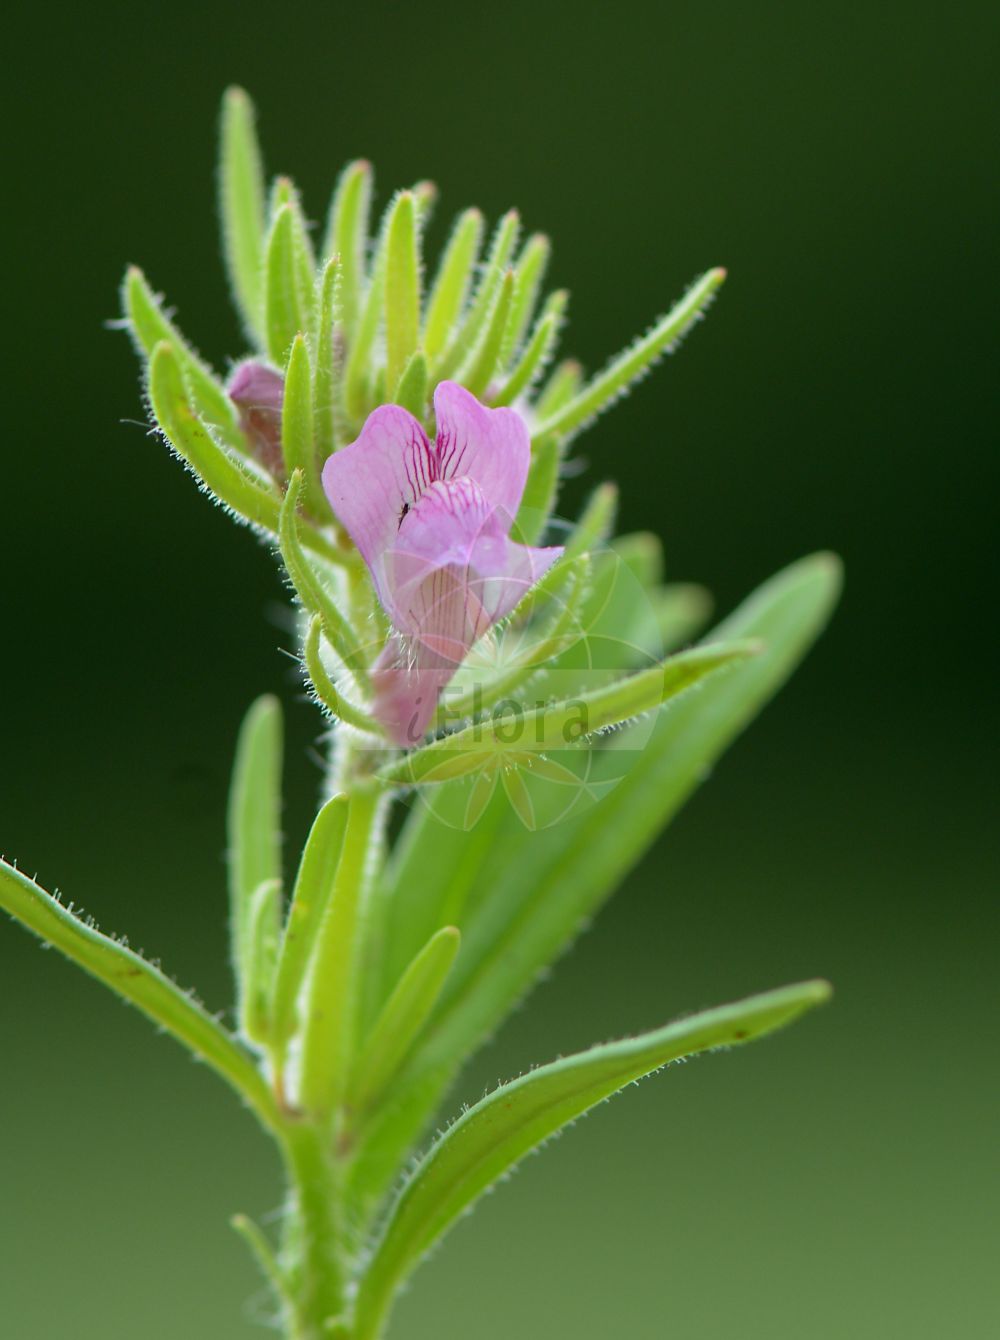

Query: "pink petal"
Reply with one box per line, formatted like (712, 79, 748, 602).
(228, 360, 284, 410)
(322, 405, 437, 604)
(227, 360, 285, 475)
(389, 476, 564, 655)
(371, 636, 464, 748)
(432, 381, 531, 521)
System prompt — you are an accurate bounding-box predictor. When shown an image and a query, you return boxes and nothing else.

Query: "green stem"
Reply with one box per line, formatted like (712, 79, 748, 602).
(281, 1122, 349, 1337)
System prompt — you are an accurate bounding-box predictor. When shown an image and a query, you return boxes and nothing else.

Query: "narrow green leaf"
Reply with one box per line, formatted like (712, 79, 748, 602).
(351, 927, 461, 1115)
(656, 583, 714, 650)
(515, 436, 560, 544)
(458, 268, 515, 397)
(381, 641, 758, 786)
(230, 1214, 291, 1311)
(505, 232, 551, 359)
(534, 267, 726, 441)
(122, 266, 243, 450)
(563, 482, 619, 560)
(385, 192, 421, 396)
(270, 796, 350, 1061)
(227, 696, 283, 1027)
(344, 202, 389, 423)
(394, 349, 429, 420)
(268, 174, 293, 219)
(423, 556, 842, 1068)
(491, 290, 567, 408)
(240, 878, 282, 1045)
(412, 179, 438, 226)
(611, 532, 664, 589)
(0, 858, 280, 1132)
(423, 208, 483, 361)
(148, 342, 282, 532)
(298, 784, 385, 1118)
(532, 358, 582, 419)
(219, 87, 266, 344)
(265, 197, 315, 366)
(321, 159, 372, 342)
(304, 616, 383, 736)
(354, 554, 842, 1211)
(354, 980, 832, 1337)
(279, 473, 368, 676)
(314, 256, 344, 459)
(436, 209, 520, 380)
(281, 334, 326, 517)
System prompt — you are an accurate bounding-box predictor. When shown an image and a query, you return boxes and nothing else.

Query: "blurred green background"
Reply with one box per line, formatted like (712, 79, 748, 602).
(2, 2, 996, 1336)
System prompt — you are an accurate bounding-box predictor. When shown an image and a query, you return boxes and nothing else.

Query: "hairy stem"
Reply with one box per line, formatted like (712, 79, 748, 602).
(281, 1122, 349, 1337)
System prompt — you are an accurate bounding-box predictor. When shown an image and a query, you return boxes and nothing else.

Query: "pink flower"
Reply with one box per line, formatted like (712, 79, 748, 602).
(322, 381, 563, 746)
(227, 361, 285, 476)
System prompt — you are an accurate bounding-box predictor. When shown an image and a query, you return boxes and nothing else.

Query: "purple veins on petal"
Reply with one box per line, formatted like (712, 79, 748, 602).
(322, 380, 563, 747)
(227, 360, 285, 476)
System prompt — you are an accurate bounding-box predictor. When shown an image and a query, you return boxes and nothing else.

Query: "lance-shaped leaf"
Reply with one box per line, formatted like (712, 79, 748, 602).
(321, 159, 372, 342)
(380, 641, 759, 786)
(0, 858, 279, 1132)
(344, 197, 392, 422)
(350, 927, 460, 1115)
(656, 583, 714, 650)
(240, 877, 282, 1045)
(458, 268, 515, 397)
(492, 290, 567, 408)
(394, 349, 429, 420)
(314, 256, 344, 458)
(505, 232, 550, 359)
(423, 208, 483, 361)
(534, 267, 726, 441)
(265, 196, 315, 366)
(353, 980, 832, 1338)
(612, 531, 663, 588)
(281, 334, 326, 517)
(563, 481, 619, 560)
(230, 1214, 291, 1313)
(122, 267, 243, 450)
(270, 796, 349, 1062)
(532, 357, 583, 419)
(227, 696, 283, 1035)
(279, 472, 368, 678)
(385, 191, 421, 396)
(436, 209, 520, 379)
(421, 556, 841, 1071)
(298, 784, 385, 1117)
(148, 342, 283, 533)
(219, 87, 267, 344)
(351, 553, 842, 1214)
(516, 435, 560, 544)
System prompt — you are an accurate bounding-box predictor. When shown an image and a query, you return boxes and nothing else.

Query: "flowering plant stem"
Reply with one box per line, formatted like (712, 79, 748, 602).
(0, 88, 842, 1339)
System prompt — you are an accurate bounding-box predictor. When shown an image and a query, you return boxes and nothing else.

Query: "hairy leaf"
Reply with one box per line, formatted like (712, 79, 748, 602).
(219, 87, 267, 344)
(0, 859, 278, 1131)
(354, 980, 831, 1338)
(227, 695, 283, 1036)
